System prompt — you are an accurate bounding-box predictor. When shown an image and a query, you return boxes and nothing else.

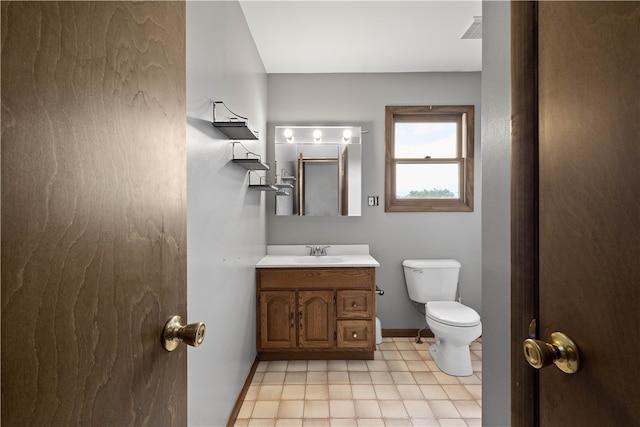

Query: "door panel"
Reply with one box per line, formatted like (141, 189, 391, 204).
(260, 291, 296, 349)
(512, 2, 640, 426)
(1, 2, 187, 425)
(298, 290, 334, 348)
(538, 2, 640, 424)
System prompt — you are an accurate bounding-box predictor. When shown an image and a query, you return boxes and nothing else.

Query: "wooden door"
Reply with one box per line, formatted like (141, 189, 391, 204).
(298, 290, 334, 349)
(1, 2, 187, 426)
(511, 2, 640, 425)
(260, 291, 296, 349)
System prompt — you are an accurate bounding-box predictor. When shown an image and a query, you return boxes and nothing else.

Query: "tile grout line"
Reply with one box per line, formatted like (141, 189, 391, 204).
(236, 337, 482, 427)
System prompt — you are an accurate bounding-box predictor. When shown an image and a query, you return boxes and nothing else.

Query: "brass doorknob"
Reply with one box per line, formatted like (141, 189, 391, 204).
(162, 315, 206, 352)
(523, 332, 580, 374)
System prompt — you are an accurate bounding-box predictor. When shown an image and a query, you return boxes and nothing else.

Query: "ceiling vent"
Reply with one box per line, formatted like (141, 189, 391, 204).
(461, 16, 482, 39)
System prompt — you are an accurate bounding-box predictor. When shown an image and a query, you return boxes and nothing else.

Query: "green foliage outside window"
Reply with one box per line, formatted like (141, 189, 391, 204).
(405, 188, 456, 199)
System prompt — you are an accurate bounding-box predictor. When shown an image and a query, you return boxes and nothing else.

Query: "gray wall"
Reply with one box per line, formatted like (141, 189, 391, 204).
(183, 3, 511, 425)
(186, 2, 267, 425)
(481, 2, 511, 426)
(266, 73, 482, 329)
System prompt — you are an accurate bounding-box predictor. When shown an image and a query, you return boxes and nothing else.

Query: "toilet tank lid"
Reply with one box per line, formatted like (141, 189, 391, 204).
(402, 259, 461, 269)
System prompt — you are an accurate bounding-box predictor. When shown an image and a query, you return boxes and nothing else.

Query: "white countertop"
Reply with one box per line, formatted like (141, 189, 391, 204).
(256, 245, 380, 268)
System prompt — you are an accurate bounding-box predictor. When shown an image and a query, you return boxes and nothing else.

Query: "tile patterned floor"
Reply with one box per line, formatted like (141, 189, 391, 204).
(234, 337, 482, 427)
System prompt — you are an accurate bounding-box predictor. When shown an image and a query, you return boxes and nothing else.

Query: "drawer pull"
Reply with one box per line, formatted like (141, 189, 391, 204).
(352, 302, 357, 308)
(352, 332, 358, 338)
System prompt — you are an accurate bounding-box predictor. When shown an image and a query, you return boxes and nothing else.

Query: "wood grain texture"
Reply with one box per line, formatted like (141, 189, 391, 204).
(298, 290, 334, 349)
(1, 2, 186, 426)
(257, 268, 376, 358)
(538, 2, 640, 425)
(257, 267, 376, 289)
(337, 320, 371, 349)
(260, 291, 296, 349)
(336, 290, 373, 318)
(510, 2, 539, 426)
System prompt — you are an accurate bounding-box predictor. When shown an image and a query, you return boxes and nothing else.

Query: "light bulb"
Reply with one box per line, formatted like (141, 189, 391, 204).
(283, 128, 294, 143)
(313, 129, 322, 143)
(342, 129, 352, 142)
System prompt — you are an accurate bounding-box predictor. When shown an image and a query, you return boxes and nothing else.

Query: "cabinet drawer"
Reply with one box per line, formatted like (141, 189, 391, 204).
(336, 290, 373, 318)
(337, 320, 373, 349)
(257, 268, 375, 289)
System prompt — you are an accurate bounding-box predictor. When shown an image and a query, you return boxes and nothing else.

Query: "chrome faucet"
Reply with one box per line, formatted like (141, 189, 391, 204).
(306, 245, 331, 256)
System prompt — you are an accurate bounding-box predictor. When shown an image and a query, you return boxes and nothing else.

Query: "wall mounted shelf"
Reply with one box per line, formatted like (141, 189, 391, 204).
(232, 158, 270, 170)
(212, 101, 258, 140)
(212, 121, 258, 140)
(249, 183, 278, 191)
(231, 142, 269, 171)
(275, 183, 294, 190)
(272, 162, 295, 197)
(275, 183, 294, 197)
(230, 142, 274, 192)
(248, 171, 277, 192)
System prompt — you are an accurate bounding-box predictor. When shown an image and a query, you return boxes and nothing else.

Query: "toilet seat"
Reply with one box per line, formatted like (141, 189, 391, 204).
(426, 301, 480, 327)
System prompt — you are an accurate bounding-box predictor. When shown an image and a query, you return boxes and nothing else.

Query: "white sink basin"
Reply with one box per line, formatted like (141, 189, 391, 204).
(291, 256, 345, 264)
(256, 246, 380, 268)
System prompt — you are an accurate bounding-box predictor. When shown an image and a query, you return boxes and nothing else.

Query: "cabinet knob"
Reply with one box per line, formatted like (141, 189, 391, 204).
(352, 302, 357, 308)
(352, 332, 358, 339)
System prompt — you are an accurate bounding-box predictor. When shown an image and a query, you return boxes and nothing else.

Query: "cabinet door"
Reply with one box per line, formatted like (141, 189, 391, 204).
(260, 291, 296, 349)
(298, 290, 334, 349)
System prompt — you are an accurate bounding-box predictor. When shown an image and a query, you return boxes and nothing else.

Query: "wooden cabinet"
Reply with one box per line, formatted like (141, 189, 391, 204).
(257, 267, 375, 360)
(259, 291, 296, 349)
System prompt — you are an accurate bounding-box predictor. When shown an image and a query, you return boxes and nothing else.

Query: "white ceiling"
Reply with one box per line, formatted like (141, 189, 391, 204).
(239, 1, 482, 74)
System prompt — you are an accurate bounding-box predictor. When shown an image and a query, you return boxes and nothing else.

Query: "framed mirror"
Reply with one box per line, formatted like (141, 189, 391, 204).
(274, 126, 362, 216)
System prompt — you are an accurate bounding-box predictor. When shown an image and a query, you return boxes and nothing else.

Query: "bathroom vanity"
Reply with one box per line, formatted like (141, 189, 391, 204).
(255, 245, 380, 360)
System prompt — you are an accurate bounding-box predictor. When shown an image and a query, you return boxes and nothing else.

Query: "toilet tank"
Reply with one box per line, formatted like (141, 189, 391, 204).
(402, 259, 461, 304)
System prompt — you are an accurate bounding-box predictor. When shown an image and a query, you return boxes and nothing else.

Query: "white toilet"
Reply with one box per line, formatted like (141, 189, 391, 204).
(402, 259, 481, 376)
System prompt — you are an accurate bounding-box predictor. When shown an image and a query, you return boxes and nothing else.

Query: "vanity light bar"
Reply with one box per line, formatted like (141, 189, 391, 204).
(276, 126, 361, 145)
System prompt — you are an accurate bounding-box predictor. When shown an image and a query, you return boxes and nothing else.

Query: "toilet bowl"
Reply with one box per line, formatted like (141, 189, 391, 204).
(402, 259, 482, 377)
(426, 301, 481, 376)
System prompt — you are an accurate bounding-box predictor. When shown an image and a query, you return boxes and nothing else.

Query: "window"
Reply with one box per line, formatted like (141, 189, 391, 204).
(385, 105, 474, 212)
